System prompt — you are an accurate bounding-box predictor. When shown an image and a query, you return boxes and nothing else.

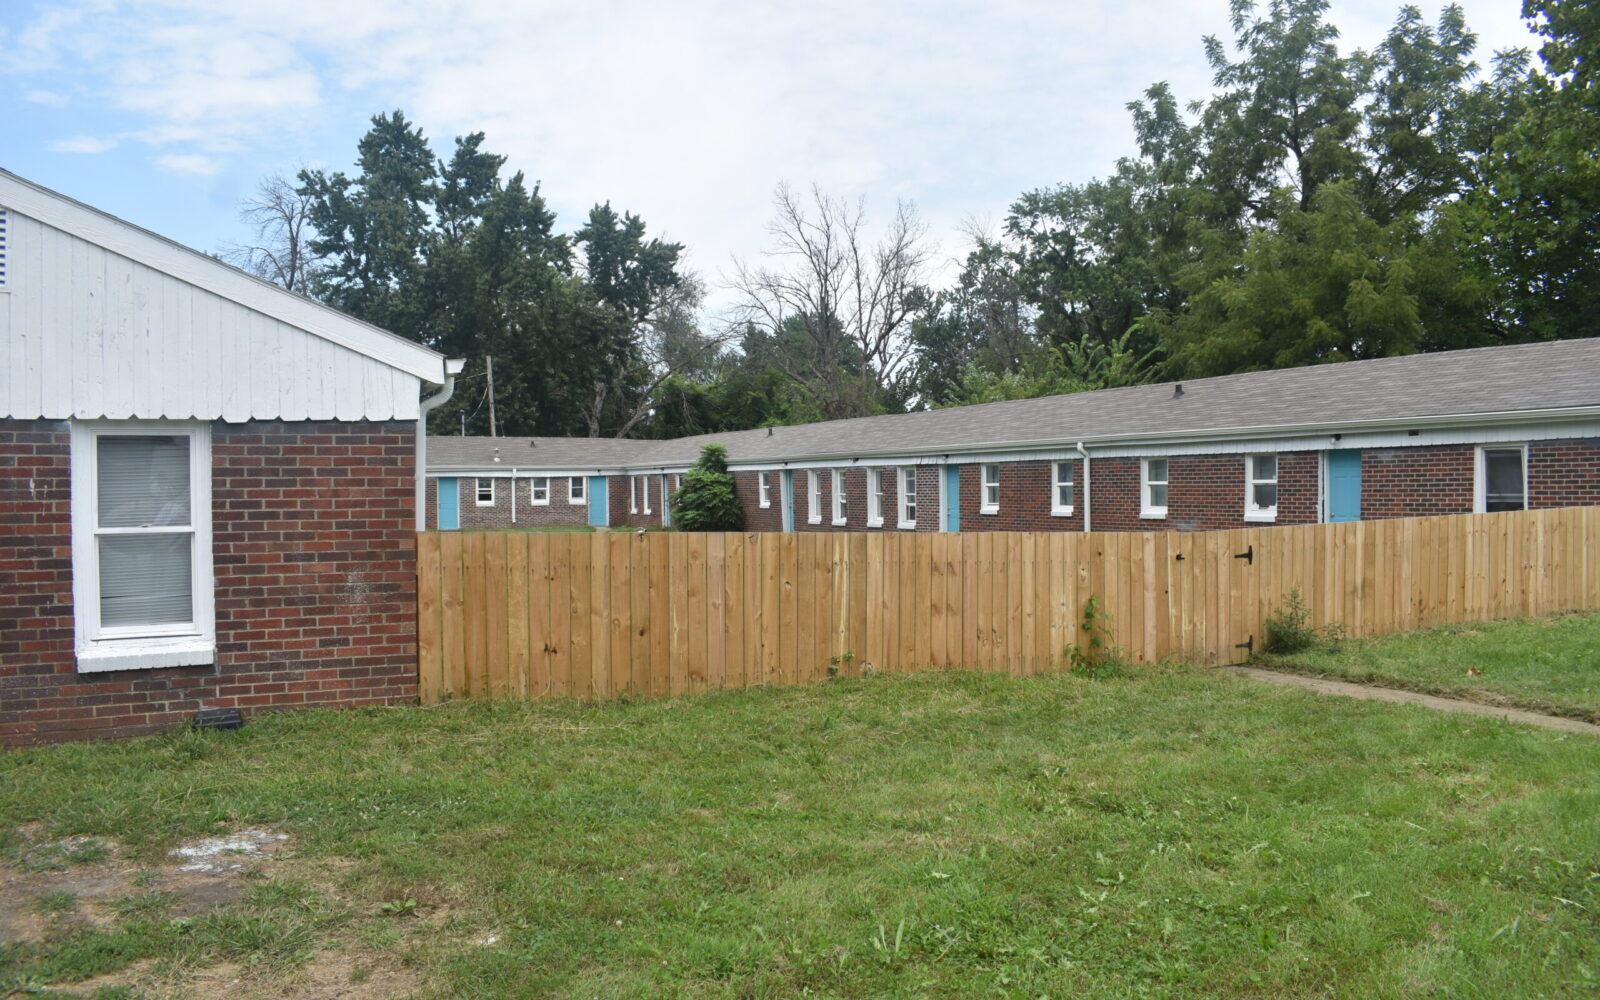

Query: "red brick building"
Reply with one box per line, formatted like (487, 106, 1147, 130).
(428, 340, 1600, 537)
(0, 170, 457, 744)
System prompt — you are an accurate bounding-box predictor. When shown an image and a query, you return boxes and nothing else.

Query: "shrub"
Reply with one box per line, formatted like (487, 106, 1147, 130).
(1067, 595, 1122, 678)
(672, 444, 744, 531)
(1263, 588, 1344, 654)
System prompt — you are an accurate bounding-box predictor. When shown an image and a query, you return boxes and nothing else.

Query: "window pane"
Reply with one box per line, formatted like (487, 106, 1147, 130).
(99, 533, 192, 627)
(98, 436, 189, 528)
(571, 478, 585, 498)
(1252, 454, 1276, 481)
(1253, 483, 1278, 509)
(1485, 450, 1524, 511)
(1149, 483, 1168, 508)
(905, 469, 917, 492)
(1058, 484, 1072, 507)
(1147, 459, 1167, 484)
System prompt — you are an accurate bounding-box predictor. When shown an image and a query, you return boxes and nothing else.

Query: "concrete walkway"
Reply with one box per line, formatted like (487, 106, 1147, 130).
(1221, 666, 1600, 737)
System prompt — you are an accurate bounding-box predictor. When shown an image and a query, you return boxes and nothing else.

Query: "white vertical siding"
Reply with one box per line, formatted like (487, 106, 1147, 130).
(0, 211, 422, 422)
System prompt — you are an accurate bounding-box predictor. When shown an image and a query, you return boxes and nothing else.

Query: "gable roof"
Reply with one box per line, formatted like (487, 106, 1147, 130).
(430, 338, 1600, 472)
(0, 168, 446, 383)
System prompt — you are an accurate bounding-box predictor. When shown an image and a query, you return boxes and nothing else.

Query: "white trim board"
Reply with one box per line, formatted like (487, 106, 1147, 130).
(0, 169, 445, 383)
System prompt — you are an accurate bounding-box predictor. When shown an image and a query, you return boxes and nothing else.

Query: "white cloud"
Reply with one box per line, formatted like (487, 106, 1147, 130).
(157, 153, 222, 176)
(50, 134, 117, 153)
(25, 89, 70, 107)
(5, 0, 1544, 311)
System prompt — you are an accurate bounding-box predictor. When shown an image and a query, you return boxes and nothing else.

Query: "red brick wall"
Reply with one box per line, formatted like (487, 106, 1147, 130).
(427, 475, 592, 530)
(1, 418, 418, 745)
(1529, 439, 1600, 509)
(1361, 445, 1474, 520)
(734, 471, 784, 532)
(611, 474, 668, 529)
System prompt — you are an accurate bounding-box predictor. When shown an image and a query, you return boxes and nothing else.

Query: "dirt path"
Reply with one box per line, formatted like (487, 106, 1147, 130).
(1220, 666, 1600, 737)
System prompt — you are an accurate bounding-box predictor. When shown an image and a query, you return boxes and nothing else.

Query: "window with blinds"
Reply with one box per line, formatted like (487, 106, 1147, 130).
(72, 422, 214, 670)
(96, 436, 195, 629)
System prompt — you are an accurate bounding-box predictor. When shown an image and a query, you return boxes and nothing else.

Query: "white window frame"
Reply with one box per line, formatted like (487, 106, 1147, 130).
(1051, 460, 1075, 517)
(529, 477, 550, 505)
(1244, 454, 1278, 523)
(866, 468, 884, 527)
(70, 421, 215, 672)
(898, 467, 918, 529)
(980, 464, 1000, 514)
(758, 471, 772, 508)
(635, 474, 651, 515)
(807, 470, 822, 524)
(629, 475, 637, 513)
(568, 476, 586, 504)
(831, 468, 848, 525)
(1141, 458, 1169, 520)
(476, 478, 496, 506)
(1475, 444, 1529, 514)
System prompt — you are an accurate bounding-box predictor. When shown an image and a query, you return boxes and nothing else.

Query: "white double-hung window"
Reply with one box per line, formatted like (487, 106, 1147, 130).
(806, 470, 822, 524)
(1245, 454, 1277, 521)
(568, 477, 586, 504)
(831, 469, 848, 525)
(530, 477, 550, 505)
(71, 423, 214, 672)
(1477, 445, 1528, 512)
(476, 478, 496, 505)
(980, 464, 1000, 514)
(758, 471, 772, 508)
(1052, 460, 1075, 516)
(1141, 458, 1169, 519)
(898, 467, 918, 529)
(866, 469, 885, 527)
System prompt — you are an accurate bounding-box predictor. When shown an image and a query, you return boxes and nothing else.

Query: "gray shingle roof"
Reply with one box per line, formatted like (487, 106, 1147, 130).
(429, 338, 1600, 471)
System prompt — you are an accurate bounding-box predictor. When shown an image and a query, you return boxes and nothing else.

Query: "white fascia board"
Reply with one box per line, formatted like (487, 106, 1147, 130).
(0, 169, 447, 383)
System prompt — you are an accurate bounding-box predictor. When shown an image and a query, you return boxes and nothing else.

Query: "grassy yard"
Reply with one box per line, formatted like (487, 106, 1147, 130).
(4, 661, 1600, 998)
(1260, 610, 1600, 723)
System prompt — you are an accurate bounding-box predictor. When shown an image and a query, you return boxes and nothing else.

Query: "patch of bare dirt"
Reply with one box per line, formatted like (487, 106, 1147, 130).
(0, 828, 289, 946)
(63, 948, 427, 1000)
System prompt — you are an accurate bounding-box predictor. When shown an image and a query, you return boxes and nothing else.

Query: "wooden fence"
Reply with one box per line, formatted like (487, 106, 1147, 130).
(416, 506, 1600, 703)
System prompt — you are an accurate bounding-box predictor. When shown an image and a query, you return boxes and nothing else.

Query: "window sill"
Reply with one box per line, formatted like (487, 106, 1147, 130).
(807, 517, 822, 525)
(567, 499, 587, 506)
(867, 518, 884, 528)
(1243, 511, 1277, 523)
(77, 638, 214, 673)
(759, 502, 772, 509)
(1051, 507, 1075, 517)
(1140, 509, 1167, 520)
(831, 518, 848, 526)
(531, 500, 550, 507)
(897, 521, 917, 530)
(980, 506, 999, 516)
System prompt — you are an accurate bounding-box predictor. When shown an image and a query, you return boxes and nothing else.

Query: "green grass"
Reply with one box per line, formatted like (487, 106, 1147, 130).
(1260, 610, 1600, 722)
(4, 664, 1600, 998)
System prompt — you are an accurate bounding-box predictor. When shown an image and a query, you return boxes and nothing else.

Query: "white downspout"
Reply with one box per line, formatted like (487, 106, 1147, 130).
(1076, 441, 1092, 533)
(510, 468, 518, 525)
(416, 359, 465, 531)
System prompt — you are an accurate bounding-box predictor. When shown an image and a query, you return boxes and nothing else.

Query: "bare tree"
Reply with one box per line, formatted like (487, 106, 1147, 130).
(581, 274, 733, 438)
(728, 183, 933, 419)
(223, 174, 315, 294)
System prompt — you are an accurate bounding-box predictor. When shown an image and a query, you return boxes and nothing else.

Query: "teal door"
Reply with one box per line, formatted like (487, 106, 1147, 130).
(437, 478, 459, 530)
(943, 465, 961, 532)
(587, 476, 609, 527)
(780, 471, 795, 533)
(1327, 450, 1362, 523)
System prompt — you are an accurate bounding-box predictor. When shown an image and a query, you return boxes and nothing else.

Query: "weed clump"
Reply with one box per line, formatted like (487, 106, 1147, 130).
(1263, 589, 1345, 654)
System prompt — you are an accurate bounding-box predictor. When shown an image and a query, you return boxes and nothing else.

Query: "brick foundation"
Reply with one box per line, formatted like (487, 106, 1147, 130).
(1, 418, 418, 745)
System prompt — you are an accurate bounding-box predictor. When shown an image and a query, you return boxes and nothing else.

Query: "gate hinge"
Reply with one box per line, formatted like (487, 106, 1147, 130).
(1235, 635, 1254, 654)
(1234, 544, 1254, 565)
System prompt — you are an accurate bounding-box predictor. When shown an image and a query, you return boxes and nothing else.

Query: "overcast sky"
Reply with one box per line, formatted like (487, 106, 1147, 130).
(2, 0, 1543, 311)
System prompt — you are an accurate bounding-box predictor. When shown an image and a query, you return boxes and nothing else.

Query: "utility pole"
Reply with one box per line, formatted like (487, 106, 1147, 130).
(486, 355, 497, 438)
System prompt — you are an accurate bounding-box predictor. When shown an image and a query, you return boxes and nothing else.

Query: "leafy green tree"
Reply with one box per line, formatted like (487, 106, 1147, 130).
(671, 445, 744, 532)
(1468, 0, 1599, 339)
